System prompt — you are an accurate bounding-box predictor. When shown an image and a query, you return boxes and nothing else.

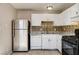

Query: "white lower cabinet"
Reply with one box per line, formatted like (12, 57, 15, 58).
(49, 35, 57, 49)
(56, 35, 62, 52)
(42, 35, 49, 49)
(42, 34, 57, 49)
(31, 35, 41, 49)
(31, 34, 62, 53)
(31, 46, 41, 49)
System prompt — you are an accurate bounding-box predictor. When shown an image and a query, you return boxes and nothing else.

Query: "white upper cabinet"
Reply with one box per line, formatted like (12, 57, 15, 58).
(71, 4, 79, 21)
(31, 4, 79, 26)
(71, 4, 79, 17)
(31, 14, 60, 26)
(60, 4, 79, 25)
(31, 14, 42, 26)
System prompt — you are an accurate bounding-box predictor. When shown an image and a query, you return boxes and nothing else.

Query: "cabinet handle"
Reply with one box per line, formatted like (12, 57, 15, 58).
(48, 39, 51, 41)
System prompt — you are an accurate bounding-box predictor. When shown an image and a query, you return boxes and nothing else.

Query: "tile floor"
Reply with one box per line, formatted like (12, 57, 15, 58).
(12, 50, 61, 55)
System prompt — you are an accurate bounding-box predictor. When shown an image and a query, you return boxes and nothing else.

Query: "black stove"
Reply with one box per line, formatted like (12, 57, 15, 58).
(62, 35, 79, 55)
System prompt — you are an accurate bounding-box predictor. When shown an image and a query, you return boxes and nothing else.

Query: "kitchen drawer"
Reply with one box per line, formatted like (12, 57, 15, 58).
(31, 35, 42, 49)
(31, 41, 41, 46)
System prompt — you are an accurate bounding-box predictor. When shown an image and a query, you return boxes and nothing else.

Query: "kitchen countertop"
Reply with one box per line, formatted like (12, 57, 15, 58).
(30, 31, 75, 36)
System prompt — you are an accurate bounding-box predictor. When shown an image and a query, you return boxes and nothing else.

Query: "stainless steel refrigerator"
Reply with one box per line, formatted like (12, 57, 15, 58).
(12, 19, 29, 51)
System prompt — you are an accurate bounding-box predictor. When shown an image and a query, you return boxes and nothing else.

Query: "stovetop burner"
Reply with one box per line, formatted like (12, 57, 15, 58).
(62, 36, 78, 45)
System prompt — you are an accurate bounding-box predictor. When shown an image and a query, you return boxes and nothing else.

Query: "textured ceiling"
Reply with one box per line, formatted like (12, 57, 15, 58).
(11, 3, 75, 13)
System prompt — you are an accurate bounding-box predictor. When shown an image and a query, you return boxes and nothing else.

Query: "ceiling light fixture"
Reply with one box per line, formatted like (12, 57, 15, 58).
(47, 5, 53, 10)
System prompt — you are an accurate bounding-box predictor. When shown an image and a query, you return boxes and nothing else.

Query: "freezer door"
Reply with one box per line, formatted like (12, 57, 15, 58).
(13, 30, 28, 51)
(14, 20, 28, 29)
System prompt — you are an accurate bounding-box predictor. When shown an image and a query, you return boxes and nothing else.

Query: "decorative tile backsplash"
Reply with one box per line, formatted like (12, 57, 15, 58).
(31, 21, 79, 34)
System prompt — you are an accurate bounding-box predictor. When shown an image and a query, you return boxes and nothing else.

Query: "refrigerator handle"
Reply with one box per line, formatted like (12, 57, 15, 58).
(14, 30, 15, 38)
(12, 20, 15, 39)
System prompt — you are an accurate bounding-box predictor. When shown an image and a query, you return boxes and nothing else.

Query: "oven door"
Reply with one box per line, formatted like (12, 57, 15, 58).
(62, 41, 77, 55)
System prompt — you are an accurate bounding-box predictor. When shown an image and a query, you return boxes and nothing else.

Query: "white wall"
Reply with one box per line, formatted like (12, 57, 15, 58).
(16, 10, 31, 21)
(0, 4, 16, 54)
(60, 4, 79, 25)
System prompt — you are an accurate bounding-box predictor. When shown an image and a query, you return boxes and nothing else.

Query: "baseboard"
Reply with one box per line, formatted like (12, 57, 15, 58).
(0, 50, 12, 55)
(31, 49, 58, 51)
(30, 49, 62, 55)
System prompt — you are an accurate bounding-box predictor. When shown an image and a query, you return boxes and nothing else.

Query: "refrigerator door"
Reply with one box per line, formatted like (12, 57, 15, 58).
(14, 20, 28, 29)
(13, 30, 28, 51)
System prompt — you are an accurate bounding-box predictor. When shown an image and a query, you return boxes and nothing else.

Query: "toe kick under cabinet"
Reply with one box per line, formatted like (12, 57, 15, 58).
(31, 34, 62, 52)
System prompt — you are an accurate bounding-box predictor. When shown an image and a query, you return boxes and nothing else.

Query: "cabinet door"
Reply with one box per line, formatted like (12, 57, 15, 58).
(49, 35, 57, 49)
(42, 35, 49, 49)
(31, 35, 41, 49)
(31, 14, 42, 26)
(42, 34, 57, 49)
(56, 35, 62, 53)
(58, 36, 62, 52)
